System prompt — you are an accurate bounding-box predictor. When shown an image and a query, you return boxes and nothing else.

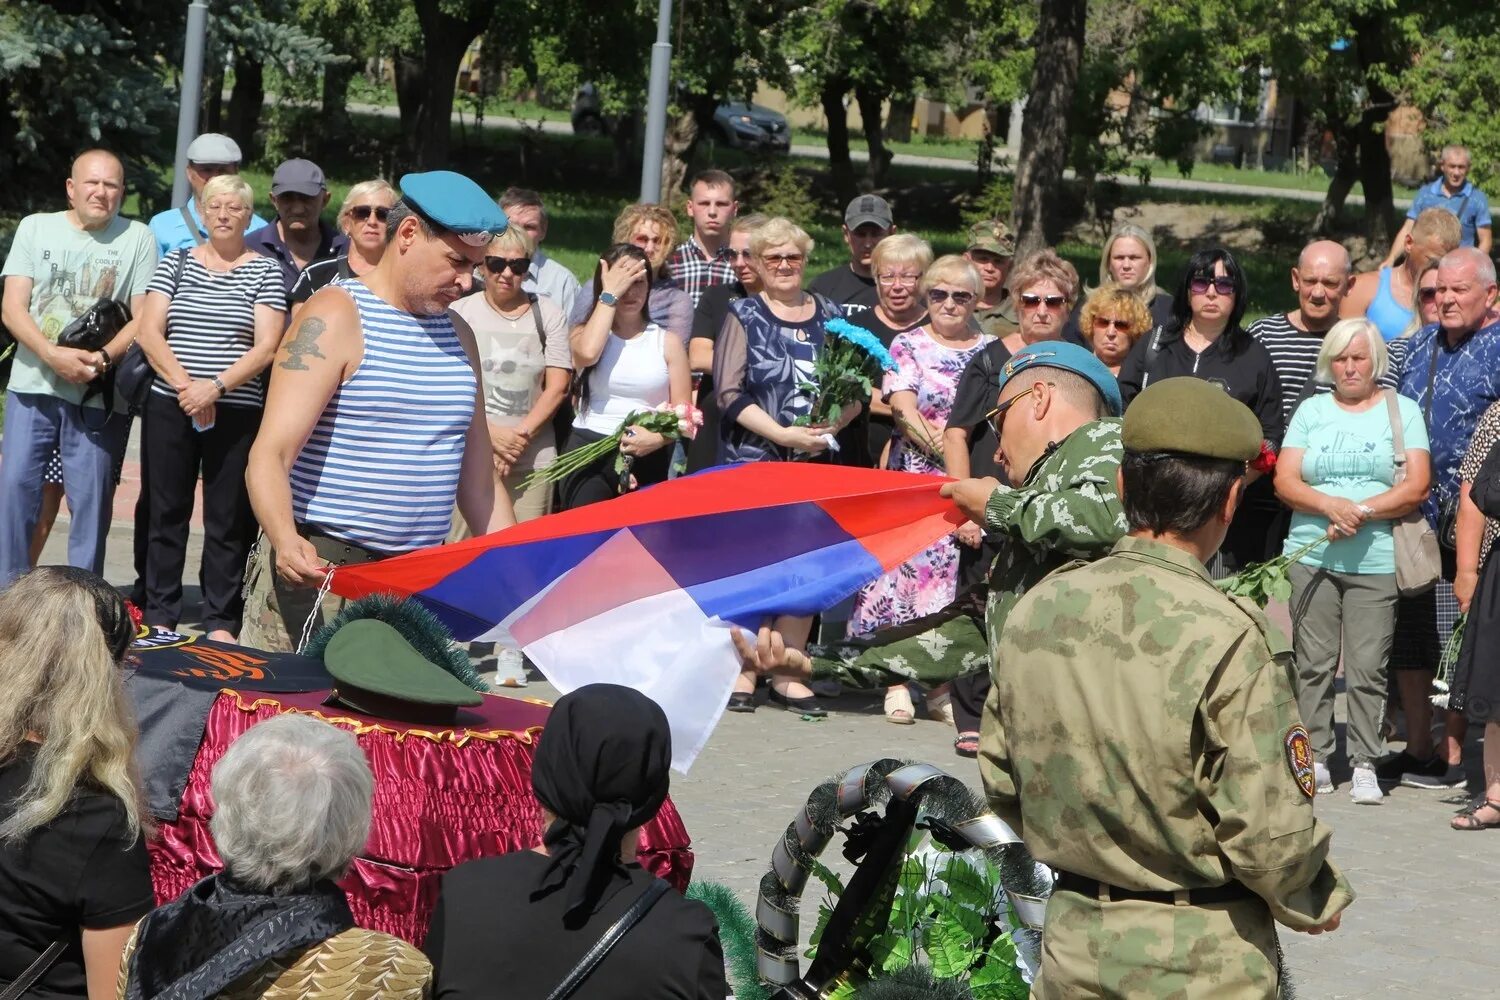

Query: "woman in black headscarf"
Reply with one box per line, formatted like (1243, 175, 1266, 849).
(425, 684, 727, 999)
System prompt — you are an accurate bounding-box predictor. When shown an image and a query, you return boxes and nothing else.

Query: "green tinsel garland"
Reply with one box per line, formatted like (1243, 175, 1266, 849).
(301, 593, 488, 692)
(686, 881, 769, 1000)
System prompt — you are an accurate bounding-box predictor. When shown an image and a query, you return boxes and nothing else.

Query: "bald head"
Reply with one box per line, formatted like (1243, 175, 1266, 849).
(1292, 240, 1353, 330)
(66, 149, 124, 230)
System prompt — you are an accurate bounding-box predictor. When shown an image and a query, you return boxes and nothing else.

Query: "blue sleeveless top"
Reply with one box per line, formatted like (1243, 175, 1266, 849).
(289, 280, 477, 553)
(1367, 266, 1414, 343)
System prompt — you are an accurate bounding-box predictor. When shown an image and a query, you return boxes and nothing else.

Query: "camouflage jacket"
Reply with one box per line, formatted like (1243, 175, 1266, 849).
(980, 535, 1354, 930)
(982, 418, 1127, 652)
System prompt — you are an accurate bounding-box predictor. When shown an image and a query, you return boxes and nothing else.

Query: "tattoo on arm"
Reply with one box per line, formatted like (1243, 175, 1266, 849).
(279, 316, 327, 371)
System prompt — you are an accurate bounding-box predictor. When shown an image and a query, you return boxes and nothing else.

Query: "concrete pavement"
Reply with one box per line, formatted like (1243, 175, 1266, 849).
(40, 503, 1496, 997)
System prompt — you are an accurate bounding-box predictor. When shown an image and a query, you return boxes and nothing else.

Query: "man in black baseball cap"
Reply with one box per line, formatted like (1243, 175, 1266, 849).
(246, 158, 348, 296)
(808, 194, 896, 319)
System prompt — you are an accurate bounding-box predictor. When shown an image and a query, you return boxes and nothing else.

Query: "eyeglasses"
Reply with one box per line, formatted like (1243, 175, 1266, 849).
(348, 205, 392, 223)
(1093, 316, 1133, 332)
(484, 256, 532, 276)
(1189, 276, 1236, 296)
(984, 386, 1039, 435)
(1019, 293, 1066, 309)
(927, 288, 975, 306)
(1418, 286, 1439, 302)
(877, 272, 921, 286)
(761, 253, 805, 269)
(726, 248, 754, 261)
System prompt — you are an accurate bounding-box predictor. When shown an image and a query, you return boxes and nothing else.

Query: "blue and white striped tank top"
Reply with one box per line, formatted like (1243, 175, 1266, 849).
(289, 280, 476, 553)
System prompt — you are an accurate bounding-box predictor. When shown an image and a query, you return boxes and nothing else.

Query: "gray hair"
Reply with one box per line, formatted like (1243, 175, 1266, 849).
(210, 714, 374, 895)
(1439, 246, 1498, 287)
(1440, 144, 1471, 165)
(1315, 318, 1388, 385)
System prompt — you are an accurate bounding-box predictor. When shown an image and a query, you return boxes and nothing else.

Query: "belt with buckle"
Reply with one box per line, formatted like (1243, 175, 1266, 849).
(1054, 871, 1255, 906)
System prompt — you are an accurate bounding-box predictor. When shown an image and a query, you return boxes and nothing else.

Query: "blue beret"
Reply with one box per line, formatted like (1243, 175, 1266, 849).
(993, 341, 1123, 417)
(398, 171, 507, 245)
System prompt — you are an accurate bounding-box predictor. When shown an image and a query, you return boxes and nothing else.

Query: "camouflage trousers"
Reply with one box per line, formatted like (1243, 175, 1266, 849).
(1034, 888, 1281, 999)
(239, 531, 383, 653)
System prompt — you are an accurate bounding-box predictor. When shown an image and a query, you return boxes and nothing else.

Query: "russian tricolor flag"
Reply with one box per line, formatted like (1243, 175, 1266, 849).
(332, 464, 963, 768)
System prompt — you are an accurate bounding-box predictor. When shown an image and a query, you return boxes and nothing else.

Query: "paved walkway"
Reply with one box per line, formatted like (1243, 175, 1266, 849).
(41, 505, 1496, 997)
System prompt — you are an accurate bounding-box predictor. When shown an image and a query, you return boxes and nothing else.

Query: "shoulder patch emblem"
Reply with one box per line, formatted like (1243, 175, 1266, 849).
(1284, 724, 1316, 798)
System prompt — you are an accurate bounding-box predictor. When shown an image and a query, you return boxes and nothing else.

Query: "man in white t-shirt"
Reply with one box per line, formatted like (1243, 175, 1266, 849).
(0, 149, 158, 584)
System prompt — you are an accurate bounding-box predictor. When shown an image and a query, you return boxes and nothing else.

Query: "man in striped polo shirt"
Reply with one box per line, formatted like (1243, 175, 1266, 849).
(242, 171, 515, 652)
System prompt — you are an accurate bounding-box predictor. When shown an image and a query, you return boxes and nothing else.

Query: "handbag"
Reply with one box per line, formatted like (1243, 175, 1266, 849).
(0, 940, 66, 1000)
(544, 878, 669, 1000)
(1387, 390, 1441, 596)
(56, 297, 132, 355)
(114, 249, 191, 416)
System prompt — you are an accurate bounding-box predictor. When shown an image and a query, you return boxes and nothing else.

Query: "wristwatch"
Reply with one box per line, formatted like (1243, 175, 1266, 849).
(598, 291, 618, 307)
(211, 376, 227, 397)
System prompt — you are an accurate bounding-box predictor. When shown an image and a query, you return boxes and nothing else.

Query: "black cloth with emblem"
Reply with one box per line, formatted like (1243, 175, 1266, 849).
(1451, 436, 1500, 723)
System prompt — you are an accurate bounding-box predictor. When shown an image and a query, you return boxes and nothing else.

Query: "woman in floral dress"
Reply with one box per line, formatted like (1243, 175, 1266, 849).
(848, 256, 993, 723)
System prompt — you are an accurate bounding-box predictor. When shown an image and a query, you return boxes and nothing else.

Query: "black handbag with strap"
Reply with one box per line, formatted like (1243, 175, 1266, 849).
(0, 940, 66, 1000)
(114, 249, 191, 416)
(543, 878, 669, 1000)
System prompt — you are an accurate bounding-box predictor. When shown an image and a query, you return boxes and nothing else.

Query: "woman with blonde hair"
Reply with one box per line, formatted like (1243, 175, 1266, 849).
(569, 203, 693, 346)
(1078, 282, 1153, 373)
(0, 566, 152, 998)
(857, 233, 935, 466)
(289, 179, 398, 307)
(1095, 223, 1173, 329)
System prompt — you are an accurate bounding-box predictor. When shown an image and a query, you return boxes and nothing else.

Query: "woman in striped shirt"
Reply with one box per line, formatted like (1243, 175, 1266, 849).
(132, 174, 285, 640)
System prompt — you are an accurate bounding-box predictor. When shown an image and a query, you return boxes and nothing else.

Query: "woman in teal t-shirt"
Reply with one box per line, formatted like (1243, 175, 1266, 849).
(1275, 318, 1431, 803)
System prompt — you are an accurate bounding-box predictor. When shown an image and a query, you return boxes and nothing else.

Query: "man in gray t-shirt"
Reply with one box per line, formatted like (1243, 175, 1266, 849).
(0, 149, 158, 585)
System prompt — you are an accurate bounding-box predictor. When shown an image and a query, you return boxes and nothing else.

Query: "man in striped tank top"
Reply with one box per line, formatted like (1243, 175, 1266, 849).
(242, 172, 515, 652)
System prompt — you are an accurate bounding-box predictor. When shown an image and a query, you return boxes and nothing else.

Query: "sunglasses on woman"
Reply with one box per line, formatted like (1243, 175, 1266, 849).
(348, 205, 392, 222)
(927, 289, 975, 306)
(1019, 293, 1066, 309)
(1418, 286, 1439, 302)
(1189, 275, 1236, 295)
(484, 256, 532, 276)
(1093, 316, 1133, 332)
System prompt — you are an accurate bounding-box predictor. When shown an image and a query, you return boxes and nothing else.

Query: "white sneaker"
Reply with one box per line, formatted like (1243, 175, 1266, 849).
(1349, 765, 1383, 805)
(490, 647, 529, 688)
(1314, 762, 1334, 795)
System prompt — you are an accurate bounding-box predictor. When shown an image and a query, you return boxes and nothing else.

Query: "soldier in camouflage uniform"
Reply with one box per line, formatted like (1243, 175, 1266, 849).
(983, 377, 1353, 999)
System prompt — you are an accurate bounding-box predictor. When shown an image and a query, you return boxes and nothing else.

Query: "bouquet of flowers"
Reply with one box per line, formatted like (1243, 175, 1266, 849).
(795, 317, 899, 429)
(1217, 535, 1326, 607)
(517, 402, 703, 492)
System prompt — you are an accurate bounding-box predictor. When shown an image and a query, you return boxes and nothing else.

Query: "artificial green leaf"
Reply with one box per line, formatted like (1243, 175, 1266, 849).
(869, 933, 914, 974)
(933, 894, 987, 940)
(925, 919, 975, 978)
(806, 857, 846, 897)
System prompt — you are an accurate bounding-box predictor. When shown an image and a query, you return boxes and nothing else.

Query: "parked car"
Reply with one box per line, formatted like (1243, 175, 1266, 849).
(571, 85, 790, 153)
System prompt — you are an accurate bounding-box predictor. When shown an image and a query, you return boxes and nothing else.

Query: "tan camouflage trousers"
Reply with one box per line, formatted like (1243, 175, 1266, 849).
(1033, 888, 1281, 999)
(239, 532, 377, 653)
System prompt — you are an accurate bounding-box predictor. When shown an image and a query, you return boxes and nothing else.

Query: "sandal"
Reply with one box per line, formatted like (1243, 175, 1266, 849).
(767, 685, 827, 718)
(1450, 799, 1500, 831)
(954, 732, 980, 758)
(884, 686, 915, 725)
(926, 687, 955, 727)
(726, 691, 757, 713)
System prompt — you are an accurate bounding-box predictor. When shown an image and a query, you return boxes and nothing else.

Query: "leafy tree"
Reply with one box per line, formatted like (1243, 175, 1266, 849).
(1403, 12, 1500, 192)
(1010, 0, 1086, 257)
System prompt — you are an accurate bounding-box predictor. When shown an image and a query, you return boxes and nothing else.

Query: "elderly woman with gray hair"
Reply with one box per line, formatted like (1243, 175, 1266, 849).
(1275, 317, 1431, 806)
(117, 714, 431, 999)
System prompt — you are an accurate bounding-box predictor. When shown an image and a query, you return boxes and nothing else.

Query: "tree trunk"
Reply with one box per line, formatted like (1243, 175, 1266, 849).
(821, 77, 855, 204)
(885, 96, 914, 144)
(202, 63, 224, 134)
(1010, 0, 1087, 259)
(1314, 121, 1358, 237)
(224, 51, 264, 162)
(855, 85, 893, 189)
(661, 107, 699, 200)
(392, 1, 489, 171)
(1353, 16, 1397, 253)
(321, 62, 356, 137)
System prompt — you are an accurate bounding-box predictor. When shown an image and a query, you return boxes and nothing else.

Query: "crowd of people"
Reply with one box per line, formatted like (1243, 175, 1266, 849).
(3, 129, 1500, 996)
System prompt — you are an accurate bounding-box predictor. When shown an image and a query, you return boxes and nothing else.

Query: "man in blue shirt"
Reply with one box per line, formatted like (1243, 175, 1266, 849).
(1382, 145, 1492, 266)
(146, 133, 269, 254)
(246, 158, 347, 298)
(1384, 247, 1500, 792)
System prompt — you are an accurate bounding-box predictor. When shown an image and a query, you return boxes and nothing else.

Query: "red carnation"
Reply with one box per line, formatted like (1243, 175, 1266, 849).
(124, 599, 144, 630)
(1250, 439, 1277, 475)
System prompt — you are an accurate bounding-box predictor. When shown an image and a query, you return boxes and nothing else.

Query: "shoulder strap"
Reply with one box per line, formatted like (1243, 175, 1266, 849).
(545, 878, 670, 1000)
(1139, 325, 1166, 391)
(1422, 333, 1442, 424)
(172, 248, 189, 295)
(1384, 389, 1407, 483)
(179, 205, 205, 246)
(527, 293, 547, 350)
(0, 940, 68, 1000)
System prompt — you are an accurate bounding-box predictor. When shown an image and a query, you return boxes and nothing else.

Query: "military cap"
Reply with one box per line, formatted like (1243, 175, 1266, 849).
(324, 619, 484, 722)
(398, 170, 508, 246)
(990, 341, 1124, 417)
(1123, 377, 1262, 461)
(965, 219, 1015, 258)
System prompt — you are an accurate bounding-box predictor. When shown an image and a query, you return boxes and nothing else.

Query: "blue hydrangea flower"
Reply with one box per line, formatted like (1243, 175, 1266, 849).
(826, 317, 898, 371)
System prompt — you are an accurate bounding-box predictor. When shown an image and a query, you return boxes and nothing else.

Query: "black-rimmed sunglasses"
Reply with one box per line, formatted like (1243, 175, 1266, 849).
(1418, 287, 1439, 302)
(1189, 275, 1236, 295)
(484, 256, 532, 276)
(927, 289, 975, 306)
(348, 205, 392, 223)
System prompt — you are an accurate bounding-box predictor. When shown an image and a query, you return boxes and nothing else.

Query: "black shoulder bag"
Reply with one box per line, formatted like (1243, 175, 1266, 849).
(114, 250, 189, 416)
(544, 878, 670, 1000)
(0, 940, 67, 1000)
